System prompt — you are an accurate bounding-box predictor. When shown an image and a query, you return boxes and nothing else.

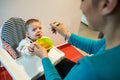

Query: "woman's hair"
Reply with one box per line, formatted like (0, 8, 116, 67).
(25, 19, 41, 29)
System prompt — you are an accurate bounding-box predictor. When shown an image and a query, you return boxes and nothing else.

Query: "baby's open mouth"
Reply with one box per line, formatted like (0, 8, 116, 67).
(36, 34, 42, 37)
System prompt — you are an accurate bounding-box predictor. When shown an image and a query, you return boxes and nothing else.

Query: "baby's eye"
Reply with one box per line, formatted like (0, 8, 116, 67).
(39, 27, 42, 30)
(33, 28, 36, 31)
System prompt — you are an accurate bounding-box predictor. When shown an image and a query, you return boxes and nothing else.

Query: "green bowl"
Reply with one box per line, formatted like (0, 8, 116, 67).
(36, 37, 54, 50)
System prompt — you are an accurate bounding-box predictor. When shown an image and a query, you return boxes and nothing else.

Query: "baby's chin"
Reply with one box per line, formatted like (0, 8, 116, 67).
(36, 36, 42, 39)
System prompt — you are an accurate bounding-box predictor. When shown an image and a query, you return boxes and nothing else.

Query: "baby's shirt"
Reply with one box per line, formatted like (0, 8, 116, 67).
(16, 37, 33, 56)
(16, 36, 48, 56)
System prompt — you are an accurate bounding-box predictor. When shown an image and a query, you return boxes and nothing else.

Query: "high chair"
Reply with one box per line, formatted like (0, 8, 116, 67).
(1, 17, 26, 58)
(0, 17, 27, 80)
(0, 17, 64, 80)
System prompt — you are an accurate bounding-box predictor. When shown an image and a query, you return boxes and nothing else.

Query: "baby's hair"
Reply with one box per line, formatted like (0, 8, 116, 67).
(25, 19, 41, 29)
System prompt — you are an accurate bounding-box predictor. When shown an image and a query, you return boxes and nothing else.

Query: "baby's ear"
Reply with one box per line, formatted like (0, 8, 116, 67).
(25, 32, 29, 38)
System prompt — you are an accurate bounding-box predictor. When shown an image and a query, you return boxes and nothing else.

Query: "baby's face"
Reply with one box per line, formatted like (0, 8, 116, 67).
(28, 22, 42, 40)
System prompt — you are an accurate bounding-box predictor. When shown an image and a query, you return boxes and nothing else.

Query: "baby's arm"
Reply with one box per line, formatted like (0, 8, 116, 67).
(16, 40, 33, 56)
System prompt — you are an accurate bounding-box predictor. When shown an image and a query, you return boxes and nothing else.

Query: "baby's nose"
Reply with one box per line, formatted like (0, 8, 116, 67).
(36, 29, 42, 33)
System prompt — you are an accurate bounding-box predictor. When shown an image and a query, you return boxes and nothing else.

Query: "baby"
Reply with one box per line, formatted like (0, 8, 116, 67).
(16, 19, 43, 56)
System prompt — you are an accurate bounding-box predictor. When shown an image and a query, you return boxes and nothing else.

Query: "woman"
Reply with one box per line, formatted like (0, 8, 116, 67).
(34, 0, 120, 80)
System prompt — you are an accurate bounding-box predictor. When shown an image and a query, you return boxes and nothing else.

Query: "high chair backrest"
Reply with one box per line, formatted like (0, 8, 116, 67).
(1, 17, 26, 58)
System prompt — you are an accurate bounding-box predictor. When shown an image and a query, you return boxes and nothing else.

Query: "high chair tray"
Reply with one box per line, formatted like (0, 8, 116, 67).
(0, 47, 64, 80)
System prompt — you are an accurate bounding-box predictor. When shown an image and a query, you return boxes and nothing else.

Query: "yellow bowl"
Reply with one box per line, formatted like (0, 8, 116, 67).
(36, 37, 54, 50)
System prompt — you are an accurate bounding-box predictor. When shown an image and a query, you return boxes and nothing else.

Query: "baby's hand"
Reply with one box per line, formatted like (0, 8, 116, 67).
(28, 43, 34, 52)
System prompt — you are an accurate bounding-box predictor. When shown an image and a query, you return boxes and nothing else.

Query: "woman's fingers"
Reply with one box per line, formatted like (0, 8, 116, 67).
(33, 43, 48, 58)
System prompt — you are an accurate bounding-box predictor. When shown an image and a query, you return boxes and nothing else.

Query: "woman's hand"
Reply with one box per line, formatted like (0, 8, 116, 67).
(50, 21, 71, 38)
(33, 43, 48, 58)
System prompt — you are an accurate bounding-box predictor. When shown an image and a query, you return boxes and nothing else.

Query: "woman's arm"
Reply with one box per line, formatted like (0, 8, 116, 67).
(42, 58, 62, 80)
(68, 33, 105, 54)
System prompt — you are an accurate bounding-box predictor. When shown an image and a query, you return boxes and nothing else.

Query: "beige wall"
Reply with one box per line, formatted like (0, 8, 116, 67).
(0, 0, 83, 46)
